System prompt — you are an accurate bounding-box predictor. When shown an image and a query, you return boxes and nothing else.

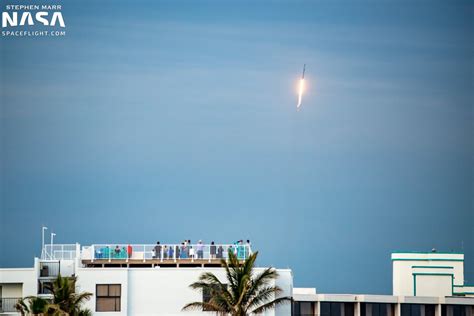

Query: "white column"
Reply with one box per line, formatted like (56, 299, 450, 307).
(395, 303, 401, 316)
(355, 301, 361, 316)
(50, 232, 56, 259)
(41, 226, 48, 259)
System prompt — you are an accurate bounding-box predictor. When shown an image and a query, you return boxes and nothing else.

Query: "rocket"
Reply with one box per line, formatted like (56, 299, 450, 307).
(297, 64, 306, 110)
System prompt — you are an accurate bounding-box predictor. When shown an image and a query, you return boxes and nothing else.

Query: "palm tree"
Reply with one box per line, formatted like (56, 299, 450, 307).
(44, 275, 92, 316)
(182, 250, 290, 316)
(15, 296, 48, 315)
(15, 276, 92, 316)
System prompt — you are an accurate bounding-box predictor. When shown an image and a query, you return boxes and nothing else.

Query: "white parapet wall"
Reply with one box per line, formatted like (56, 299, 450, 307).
(293, 288, 317, 302)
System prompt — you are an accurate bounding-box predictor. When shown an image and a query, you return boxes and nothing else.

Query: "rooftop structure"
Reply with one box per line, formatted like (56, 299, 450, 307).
(392, 252, 472, 297)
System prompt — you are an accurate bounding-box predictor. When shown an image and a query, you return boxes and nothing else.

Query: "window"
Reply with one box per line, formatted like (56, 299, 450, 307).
(96, 284, 121, 312)
(321, 302, 354, 316)
(401, 304, 435, 316)
(361, 303, 395, 316)
(38, 281, 53, 295)
(293, 301, 315, 316)
(442, 305, 474, 316)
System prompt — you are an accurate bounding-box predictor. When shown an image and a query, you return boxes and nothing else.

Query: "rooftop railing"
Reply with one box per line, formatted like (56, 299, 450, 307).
(81, 243, 252, 263)
(40, 243, 252, 264)
(42, 244, 77, 260)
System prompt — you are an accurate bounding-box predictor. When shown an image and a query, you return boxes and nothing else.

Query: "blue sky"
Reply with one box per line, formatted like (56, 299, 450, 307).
(1, 0, 473, 294)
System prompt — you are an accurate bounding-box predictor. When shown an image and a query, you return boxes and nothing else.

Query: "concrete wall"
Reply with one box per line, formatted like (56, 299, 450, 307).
(75, 268, 129, 316)
(74, 266, 292, 316)
(415, 274, 452, 297)
(59, 259, 75, 277)
(0, 268, 37, 297)
(275, 269, 293, 316)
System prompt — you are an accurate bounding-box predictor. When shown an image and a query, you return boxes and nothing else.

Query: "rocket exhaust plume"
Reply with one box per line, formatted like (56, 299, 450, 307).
(296, 64, 306, 111)
(297, 78, 305, 110)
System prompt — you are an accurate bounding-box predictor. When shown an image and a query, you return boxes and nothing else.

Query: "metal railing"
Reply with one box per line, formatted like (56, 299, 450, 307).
(82, 243, 252, 263)
(0, 297, 21, 313)
(42, 244, 77, 260)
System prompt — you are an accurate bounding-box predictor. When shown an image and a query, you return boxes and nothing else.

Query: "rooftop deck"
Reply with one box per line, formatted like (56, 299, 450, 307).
(42, 243, 252, 268)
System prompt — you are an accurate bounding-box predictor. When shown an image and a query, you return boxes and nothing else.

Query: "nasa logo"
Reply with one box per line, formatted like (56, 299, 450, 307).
(2, 11, 65, 28)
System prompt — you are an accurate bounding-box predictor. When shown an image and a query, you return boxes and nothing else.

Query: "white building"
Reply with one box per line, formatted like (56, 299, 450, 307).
(1, 243, 473, 316)
(1, 243, 292, 315)
(292, 251, 473, 316)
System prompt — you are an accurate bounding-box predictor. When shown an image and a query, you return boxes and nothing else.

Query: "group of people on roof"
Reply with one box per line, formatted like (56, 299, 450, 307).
(95, 240, 252, 260)
(151, 239, 251, 260)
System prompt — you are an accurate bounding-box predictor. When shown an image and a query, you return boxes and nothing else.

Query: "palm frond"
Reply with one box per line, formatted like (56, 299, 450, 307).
(246, 285, 282, 311)
(199, 272, 226, 286)
(182, 301, 226, 312)
(250, 296, 292, 314)
(244, 267, 279, 302)
(72, 291, 93, 306)
(15, 297, 30, 315)
(222, 255, 237, 298)
(77, 308, 93, 316)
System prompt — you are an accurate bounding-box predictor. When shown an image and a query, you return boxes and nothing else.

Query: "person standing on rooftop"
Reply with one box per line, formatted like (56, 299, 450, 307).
(189, 245, 195, 259)
(175, 244, 180, 259)
(210, 241, 216, 259)
(197, 240, 204, 259)
(217, 245, 224, 259)
(163, 245, 168, 259)
(127, 244, 133, 259)
(168, 245, 174, 259)
(181, 242, 187, 259)
(154, 241, 161, 259)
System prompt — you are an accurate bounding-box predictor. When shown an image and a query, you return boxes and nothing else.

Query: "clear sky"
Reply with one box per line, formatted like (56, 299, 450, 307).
(1, 0, 473, 294)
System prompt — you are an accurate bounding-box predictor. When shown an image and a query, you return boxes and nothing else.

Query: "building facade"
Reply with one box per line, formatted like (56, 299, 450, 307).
(293, 252, 474, 316)
(0, 243, 292, 315)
